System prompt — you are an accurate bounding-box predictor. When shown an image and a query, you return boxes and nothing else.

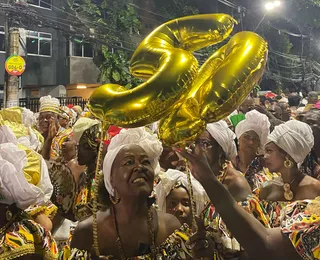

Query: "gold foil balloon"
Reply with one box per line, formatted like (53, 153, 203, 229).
(160, 31, 268, 145)
(89, 14, 236, 127)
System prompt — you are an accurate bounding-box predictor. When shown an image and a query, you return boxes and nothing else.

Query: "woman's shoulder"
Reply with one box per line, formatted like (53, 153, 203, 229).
(156, 210, 181, 241)
(70, 215, 94, 251)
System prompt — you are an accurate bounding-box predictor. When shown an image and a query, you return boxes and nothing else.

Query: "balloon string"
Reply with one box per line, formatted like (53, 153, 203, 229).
(185, 160, 198, 233)
(93, 123, 108, 257)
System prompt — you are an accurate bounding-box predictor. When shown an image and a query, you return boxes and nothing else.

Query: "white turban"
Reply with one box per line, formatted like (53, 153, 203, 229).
(235, 110, 270, 148)
(0, 143, 53, 209)
(103, 127, 163, 196)
(267, 121, 314, 164)
(206, 120, 237, 161)
(155, 169, 208, 216)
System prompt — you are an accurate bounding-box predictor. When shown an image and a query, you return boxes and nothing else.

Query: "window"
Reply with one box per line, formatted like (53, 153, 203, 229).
(27, 0, 51, 9)
(0, 26, 5, 52)
(26, 31, 52, 56)
(70, 41, 93, 58)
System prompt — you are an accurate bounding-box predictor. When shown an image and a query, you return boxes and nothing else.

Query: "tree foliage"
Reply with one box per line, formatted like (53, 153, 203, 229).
(154, 0, 199, 20)
(67, 0, 142, 88)
(97, 46, 142, 87)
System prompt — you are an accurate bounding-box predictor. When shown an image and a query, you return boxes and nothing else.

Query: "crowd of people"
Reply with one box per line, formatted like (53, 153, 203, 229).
(0, 89, 319, 260)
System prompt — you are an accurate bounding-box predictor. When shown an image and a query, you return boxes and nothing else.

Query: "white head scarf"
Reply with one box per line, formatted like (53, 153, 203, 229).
(235, 110, 270, 148)
(0, 143, 53, 209)
(267, 121, 314, 164)
(155, 169, 208, 216)
(103, 127, 163, 196)
(21, 108, 35, 127)
(206, 120, 237, 161)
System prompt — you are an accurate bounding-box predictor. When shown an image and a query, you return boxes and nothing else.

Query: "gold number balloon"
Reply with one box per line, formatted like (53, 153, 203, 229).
(160, 31, 268, 145)
(88, 14, 236, 127)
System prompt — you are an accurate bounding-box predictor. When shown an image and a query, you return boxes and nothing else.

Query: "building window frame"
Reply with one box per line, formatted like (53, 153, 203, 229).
(0, 26, 5, 53)
(69, 41, 94, 59)
(27, 0, 52, 10)
(26, 30, 52, 57)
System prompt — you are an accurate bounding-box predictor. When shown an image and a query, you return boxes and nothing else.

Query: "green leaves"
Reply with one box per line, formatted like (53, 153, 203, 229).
(97, 47, 142, 89)
(112, 71, 121, 82)
(66, 0, 142, 87)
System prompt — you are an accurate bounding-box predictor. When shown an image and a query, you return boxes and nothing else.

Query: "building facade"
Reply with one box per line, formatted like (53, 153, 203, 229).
(0, 0, 100, 101)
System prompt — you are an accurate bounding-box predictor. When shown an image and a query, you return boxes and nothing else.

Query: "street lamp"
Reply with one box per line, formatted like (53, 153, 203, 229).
(255, 1, 282, 31)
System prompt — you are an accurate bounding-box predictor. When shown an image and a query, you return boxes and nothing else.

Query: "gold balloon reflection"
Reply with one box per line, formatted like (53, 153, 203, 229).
(88, 14, 235, 127)
(159, 31, 268, 145)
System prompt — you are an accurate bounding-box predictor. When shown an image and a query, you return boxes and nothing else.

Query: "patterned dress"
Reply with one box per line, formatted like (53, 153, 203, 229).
(50, 127, 73, 161)
(0, 211, 58, 260)
(58, 224, 192, 260)
(47, 161, 95, 222)
(280, 197, 320, 260)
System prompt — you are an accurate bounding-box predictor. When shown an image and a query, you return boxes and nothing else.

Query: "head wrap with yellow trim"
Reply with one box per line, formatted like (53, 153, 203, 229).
(73, 118, 100, 149)
(39, 95, 60, 114)
(0, 142, 53, 209)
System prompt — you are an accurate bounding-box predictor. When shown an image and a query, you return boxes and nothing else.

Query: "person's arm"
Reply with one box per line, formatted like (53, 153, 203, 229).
(178, 147, 300, 260)
(41, 137, 53, 160)
(223, 167, 252, 202)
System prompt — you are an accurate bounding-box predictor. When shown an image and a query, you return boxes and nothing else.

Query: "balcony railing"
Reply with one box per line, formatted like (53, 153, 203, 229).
(0, 97, 88, 112)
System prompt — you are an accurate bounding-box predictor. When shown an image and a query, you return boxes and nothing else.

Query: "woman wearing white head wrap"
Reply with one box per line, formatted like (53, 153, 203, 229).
(69, 127, 193, 259)
(260, 120, 320, 202)
(234, 110, 271, 185)
(0, 142, 58, 259)
(189, 121, 251, 202)
(206, 120, 237, 161)
(103, 127, 163, 197)
(184, 122, 269, 259)
(155, 169, 208, 226)
(176, 135, 320, 260)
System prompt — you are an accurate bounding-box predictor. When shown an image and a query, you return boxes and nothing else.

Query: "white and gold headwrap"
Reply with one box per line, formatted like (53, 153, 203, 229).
(103, 127, 163, 196)
(39, 95, 60, 114)
(0, 143, 53, 209)
(155, 169, 208, 215)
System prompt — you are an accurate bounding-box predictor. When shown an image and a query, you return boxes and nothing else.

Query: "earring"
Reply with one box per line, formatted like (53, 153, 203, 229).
(109, 189, 120, 205)
(6, 208, 13, 221)
(284, 157, 293, 168)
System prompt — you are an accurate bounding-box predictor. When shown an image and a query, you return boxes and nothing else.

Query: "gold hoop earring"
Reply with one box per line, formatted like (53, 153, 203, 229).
(109, 189, 120, 205)
(284, 157, 293, 168)
(6, 208, 13, 221)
